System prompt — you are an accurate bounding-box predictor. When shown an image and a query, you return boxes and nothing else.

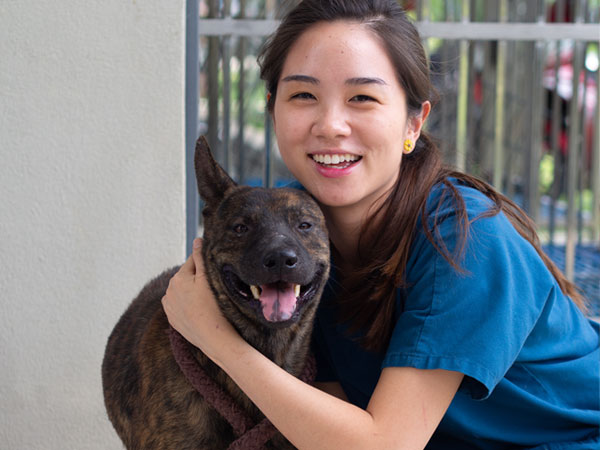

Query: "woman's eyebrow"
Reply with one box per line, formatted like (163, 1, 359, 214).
(281, 74, 319, 84)
(346, 77, 387, 86)
(280, 75, 387, 86)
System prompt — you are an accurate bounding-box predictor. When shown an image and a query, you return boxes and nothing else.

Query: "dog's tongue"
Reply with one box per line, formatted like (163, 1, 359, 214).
(259, 282, 297, 322)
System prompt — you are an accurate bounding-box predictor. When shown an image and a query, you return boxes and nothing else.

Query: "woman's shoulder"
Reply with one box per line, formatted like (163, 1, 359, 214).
(424, 176, 496, 221)
(412, 175, 533, 267)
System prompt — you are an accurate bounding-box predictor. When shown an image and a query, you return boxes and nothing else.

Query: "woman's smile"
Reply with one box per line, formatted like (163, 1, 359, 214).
(309, 152, 363, 178)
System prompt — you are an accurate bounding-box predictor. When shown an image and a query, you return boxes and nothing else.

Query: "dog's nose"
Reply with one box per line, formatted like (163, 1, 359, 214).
(263, 249, 298, 271)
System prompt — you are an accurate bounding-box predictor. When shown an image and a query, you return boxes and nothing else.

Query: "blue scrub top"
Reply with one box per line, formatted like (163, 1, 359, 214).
(312, 180, 600, 449)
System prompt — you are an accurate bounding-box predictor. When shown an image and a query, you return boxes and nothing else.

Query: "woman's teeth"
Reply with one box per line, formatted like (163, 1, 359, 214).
(311, 154, 360, 166)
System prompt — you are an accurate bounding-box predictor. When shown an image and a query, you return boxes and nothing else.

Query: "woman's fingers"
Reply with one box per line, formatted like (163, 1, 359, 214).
(176, 237, 202, 277)
(191, 238, 204, 277)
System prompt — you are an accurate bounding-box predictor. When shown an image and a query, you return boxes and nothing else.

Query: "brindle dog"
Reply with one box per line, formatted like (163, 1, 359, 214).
(102, 137, 330, 449)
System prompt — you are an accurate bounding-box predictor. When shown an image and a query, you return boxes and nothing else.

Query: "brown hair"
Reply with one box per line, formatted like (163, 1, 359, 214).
(258, 0, 586, 352)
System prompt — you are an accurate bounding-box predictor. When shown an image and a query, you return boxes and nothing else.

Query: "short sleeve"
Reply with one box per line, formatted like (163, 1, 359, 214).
(382, 185, 555, 400)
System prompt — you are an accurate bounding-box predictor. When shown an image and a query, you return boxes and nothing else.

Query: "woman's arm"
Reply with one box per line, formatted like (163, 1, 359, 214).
(162, 239, 463, 450)
(313, 381, 349, 401)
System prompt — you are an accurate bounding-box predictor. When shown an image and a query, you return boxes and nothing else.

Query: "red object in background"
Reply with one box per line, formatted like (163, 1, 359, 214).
(543, 46, 597, 164)
(549, 0, 573, 23)
(401, 0, 416, 12)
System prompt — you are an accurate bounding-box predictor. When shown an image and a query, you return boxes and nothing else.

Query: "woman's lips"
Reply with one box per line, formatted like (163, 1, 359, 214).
(309, 153, 362, 178)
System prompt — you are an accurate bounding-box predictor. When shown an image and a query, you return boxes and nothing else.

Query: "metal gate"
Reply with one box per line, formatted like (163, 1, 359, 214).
(187, 0, 600, 314)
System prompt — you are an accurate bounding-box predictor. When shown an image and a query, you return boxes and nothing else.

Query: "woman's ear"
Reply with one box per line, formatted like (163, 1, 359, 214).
(406, 101, 431, 141)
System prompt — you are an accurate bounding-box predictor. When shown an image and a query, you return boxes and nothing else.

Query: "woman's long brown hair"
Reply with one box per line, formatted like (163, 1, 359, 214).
(340, 132, 586, 352)
(259, 0, 586, 352)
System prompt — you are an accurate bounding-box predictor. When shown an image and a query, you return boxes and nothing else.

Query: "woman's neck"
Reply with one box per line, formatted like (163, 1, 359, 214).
(319, 203, 375, 273)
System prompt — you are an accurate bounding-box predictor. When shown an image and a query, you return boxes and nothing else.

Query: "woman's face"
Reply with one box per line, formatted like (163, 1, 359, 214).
(272, 20, 428, 215)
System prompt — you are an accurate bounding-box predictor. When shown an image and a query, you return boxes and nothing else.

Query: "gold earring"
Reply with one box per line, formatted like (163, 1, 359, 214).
(403, 139, 414, 154)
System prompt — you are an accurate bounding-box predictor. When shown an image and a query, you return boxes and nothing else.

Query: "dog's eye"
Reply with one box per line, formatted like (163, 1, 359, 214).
(233, 224, 248, 234)
(298, 222, 312, 231)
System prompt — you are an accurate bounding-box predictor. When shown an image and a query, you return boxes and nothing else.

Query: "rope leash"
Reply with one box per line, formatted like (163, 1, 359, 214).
(169, 327, 316, 450)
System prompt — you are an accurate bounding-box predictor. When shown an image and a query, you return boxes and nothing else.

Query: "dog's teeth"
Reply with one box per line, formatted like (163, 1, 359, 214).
(250, 285, 261, 300)
(294, 284, 300, 298)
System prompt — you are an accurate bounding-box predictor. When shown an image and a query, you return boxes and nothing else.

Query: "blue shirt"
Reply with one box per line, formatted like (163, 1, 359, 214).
(313, 180, 600, 449)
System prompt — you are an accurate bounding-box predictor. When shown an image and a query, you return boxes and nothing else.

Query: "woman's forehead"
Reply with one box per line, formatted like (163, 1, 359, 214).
(279, 21, 396, 83)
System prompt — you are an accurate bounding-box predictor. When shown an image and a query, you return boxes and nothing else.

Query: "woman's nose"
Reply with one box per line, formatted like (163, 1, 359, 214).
(311, 104, 351, 139)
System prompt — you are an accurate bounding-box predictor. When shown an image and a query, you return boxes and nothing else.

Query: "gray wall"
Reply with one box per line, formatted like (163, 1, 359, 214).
(1, 1, 187, 448)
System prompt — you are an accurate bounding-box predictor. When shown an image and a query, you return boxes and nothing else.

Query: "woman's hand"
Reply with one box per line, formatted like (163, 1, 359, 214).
(161, 238, 243, 364)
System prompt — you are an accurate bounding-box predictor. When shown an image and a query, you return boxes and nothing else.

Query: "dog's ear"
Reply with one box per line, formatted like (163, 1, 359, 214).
(194, 136, 236, 207)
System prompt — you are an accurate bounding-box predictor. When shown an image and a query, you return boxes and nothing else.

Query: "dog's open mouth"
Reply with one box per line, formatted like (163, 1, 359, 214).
(222, 266, 324, 323)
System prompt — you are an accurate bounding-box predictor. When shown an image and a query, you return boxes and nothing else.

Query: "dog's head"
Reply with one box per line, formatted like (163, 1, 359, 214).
(194, 137, 330, 329)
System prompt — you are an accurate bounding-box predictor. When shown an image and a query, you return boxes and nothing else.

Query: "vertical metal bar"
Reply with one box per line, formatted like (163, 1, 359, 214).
(265, 0, 275, 187)
(207, 0, 219, 153)
(549, 0, 566, 245)
(591, 0, 600, 244)
(592, 66, 600, 242)
(222, 0, 232, 174)
(565, 0, 585, 280)
(578, 61, 589, 244)
(265, 0, 276, 19)
(421, 0, 431, 21)
(456, 0, 470, 171)
(237, 0, 247, 184)
(493, 0, 508, 190)
(437, 1, 449, 160)
(186, 0, 200, 256)
(420, 0, 432, 129)
(480, 1, 496, 180)
(525, 0, 547, 222)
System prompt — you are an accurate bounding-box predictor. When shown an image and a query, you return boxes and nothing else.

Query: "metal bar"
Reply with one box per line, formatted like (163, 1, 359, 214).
(439, 2, 450, 159)
(589, 0, 600, 243)
(222, 0, 232, 174)
(421, 0, 431, 22)
(504, 4, 519, 200)
(196, 19, 600, 41)
(592, 67, 600, 242)
(186, 0, 200, 256)
(565, 0, 586, 280)
(237, 0, 247, 184)
(206, 0, 219, 154)
(419, 22, 600, 41)
(578, 61, 589, 244)
(549, 0, 566, 245)
(455, 0, 470, 171)
(198, 18, 279, 36)
(493, 0, 508, 190)
(222, 36, 232, 173)
(525, 0, 547, 222)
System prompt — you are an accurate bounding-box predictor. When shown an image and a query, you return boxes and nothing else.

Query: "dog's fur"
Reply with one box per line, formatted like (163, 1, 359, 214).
(102, 137, 330, 449)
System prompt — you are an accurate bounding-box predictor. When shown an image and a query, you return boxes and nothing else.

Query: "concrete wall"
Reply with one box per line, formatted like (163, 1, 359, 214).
(0, 1, 187, 448)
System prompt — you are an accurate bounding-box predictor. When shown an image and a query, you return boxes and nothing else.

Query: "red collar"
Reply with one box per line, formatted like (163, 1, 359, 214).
(169, 327, 316, 449)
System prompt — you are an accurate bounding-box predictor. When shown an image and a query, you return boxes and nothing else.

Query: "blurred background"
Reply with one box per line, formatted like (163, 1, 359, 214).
(192, 0, 600, 317)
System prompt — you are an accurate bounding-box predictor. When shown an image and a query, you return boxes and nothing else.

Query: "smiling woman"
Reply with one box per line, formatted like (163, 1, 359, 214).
(163, 1, 600, 449)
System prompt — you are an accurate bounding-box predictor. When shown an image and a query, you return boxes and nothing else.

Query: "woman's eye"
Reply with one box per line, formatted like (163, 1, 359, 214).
(298, 222, 312, 231)
(291, 92, 316, 100)
(233, 224, 248, 234)
(350, 94, 376, 103)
